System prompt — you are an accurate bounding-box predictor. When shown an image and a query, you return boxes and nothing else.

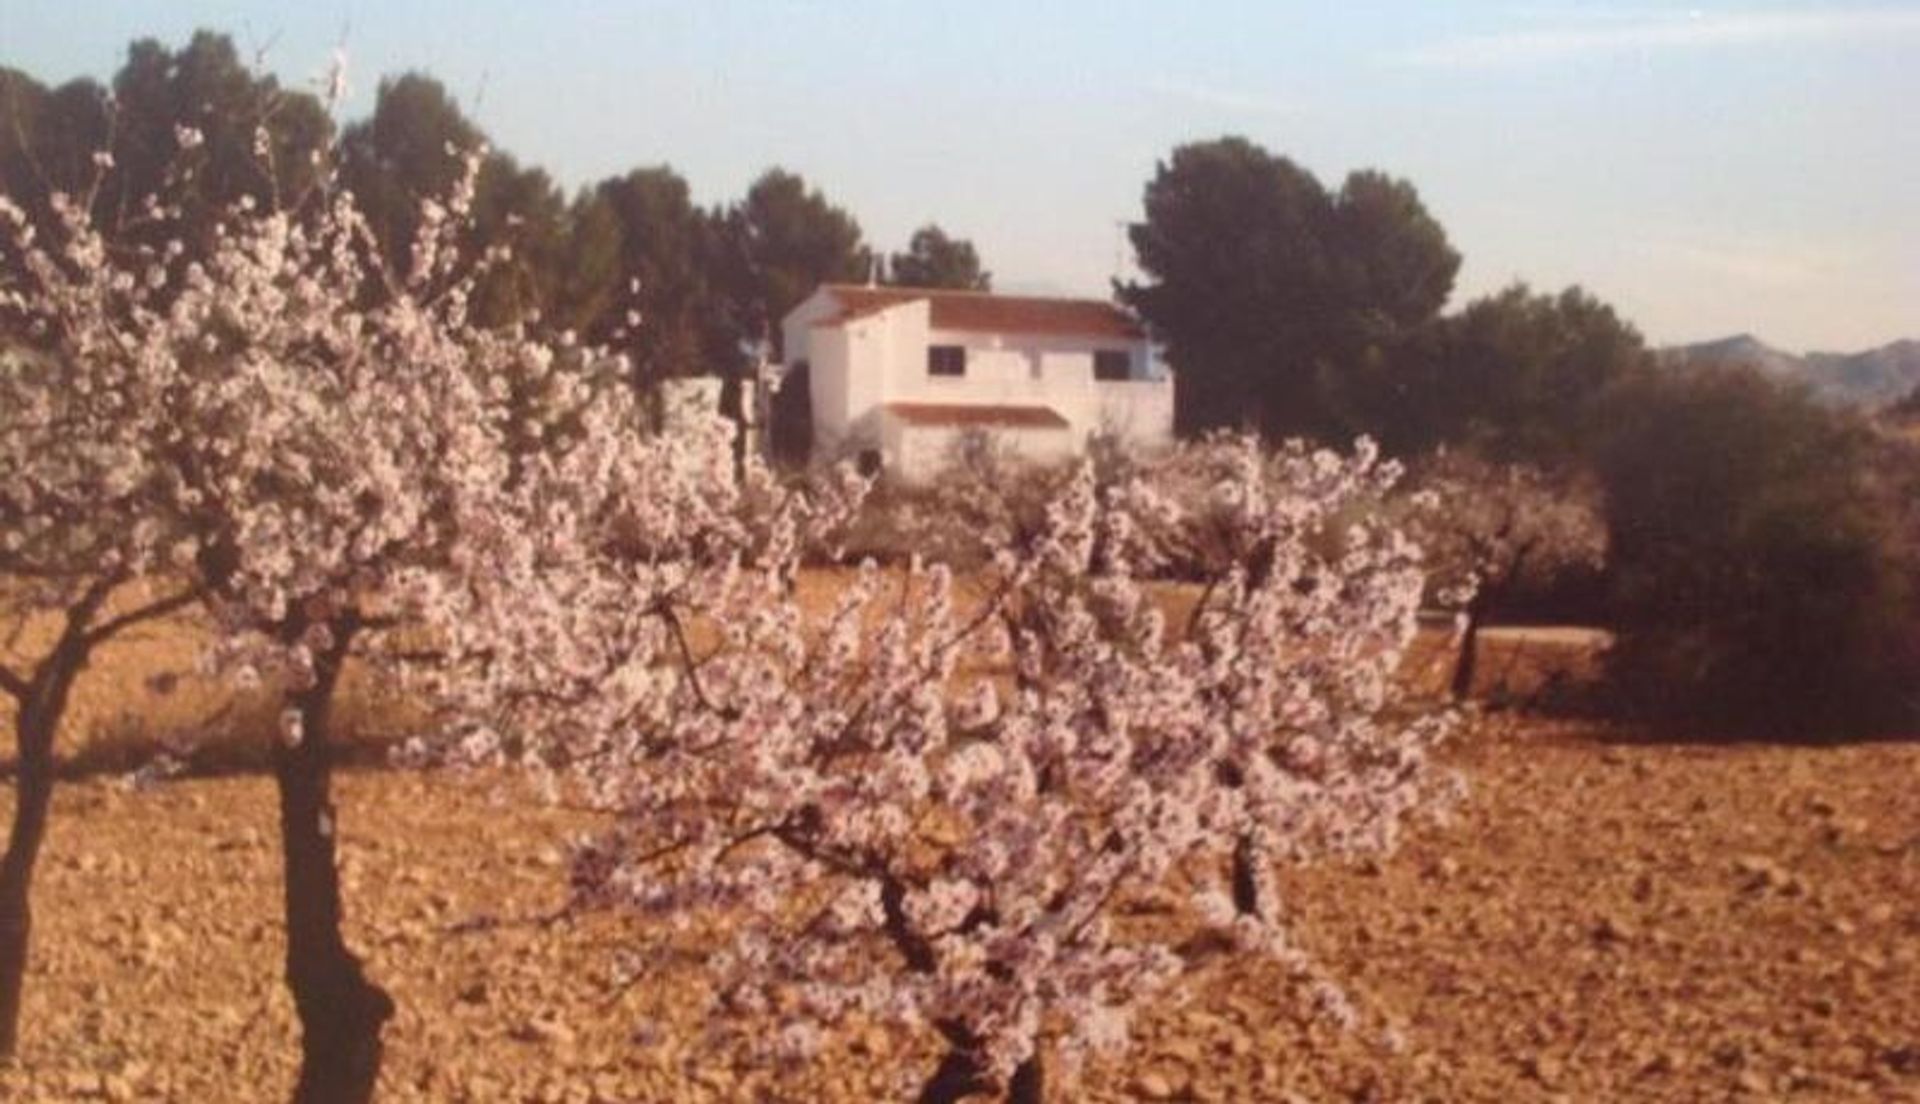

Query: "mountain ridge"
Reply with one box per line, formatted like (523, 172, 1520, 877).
(1660, 335, 1920, 409)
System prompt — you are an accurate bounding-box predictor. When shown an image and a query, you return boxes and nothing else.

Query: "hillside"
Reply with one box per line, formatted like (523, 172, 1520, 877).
(1663, 335, 1920, 409)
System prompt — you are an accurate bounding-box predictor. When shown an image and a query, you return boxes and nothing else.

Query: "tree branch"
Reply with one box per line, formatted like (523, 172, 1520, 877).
(82, 584, 202, 647)
(0, 664, 26, 701)
(651, 600, 730, 717)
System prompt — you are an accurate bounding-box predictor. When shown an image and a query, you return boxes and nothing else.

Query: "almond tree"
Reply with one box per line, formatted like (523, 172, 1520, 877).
(1406, 450, 1606, 699)
(1114, 436, 1460, 920)
(0, 113, 630, 1097)
(0, 186, 200, 1058)
(148, 155, 597, 1101)
(483, 432, 1454, 1101)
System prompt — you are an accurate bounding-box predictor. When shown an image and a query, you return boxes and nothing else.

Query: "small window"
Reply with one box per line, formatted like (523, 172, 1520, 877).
(1093, 350, 1132, 381)
(928, 345, 967, 378)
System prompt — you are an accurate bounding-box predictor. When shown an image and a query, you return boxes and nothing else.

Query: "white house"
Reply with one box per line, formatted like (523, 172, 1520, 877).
(779, 284, 1174, 481)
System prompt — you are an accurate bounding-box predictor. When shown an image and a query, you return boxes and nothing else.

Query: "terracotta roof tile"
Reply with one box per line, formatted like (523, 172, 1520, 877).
(883, 402, 1071, 429)
(817, 284, 1144, 339)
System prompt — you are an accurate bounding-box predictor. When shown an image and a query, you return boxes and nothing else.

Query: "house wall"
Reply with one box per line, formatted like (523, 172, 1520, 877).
(780, 288, 842, 363)
(788, 288, 1176, 474)
(1092, 379, 1175, 445)
(806, 323, 855, 455)
(898, 327, 1171, 452)
(879, 413, 1078, 484)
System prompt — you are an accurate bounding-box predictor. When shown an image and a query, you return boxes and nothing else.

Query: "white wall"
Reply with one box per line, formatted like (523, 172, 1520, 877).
(880, 415, 1078, 484)
(781, 288, 841, 363)
(806, 323, 855, 454)
(785, 288, 1175, 473)
(1093, 380, 1175, 448)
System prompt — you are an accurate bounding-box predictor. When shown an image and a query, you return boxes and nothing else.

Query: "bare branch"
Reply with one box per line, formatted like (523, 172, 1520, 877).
(82, 585, 202, 648)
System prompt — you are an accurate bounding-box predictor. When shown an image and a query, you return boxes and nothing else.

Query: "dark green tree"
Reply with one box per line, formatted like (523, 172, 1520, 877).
(1120, 137, 1457, 442)
(548, 190, 625, 338)
(723, 167, 871, 357)
(340, 73, 565, 327)
(1374, 283, 1650, 463)
(339, 74, 482, 262)
(2, 32, 330, 266)
(0, 69, 113, 224)
(109, 33, 331, 234)
(887, 223, 989, 290)
(469, 153, 568, 329)
(582, 166, 744, 411)
(1597, 365, 1920, 736)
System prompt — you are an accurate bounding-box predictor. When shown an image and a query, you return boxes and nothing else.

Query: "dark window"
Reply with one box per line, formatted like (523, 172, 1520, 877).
(1093, 350, 1132, 381)
(928, 345, 967, 377)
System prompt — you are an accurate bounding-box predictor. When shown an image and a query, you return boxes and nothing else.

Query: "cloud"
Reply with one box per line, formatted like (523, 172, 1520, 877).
(1147, 78, 1299, 116)
(1390, 7, 1920, 68)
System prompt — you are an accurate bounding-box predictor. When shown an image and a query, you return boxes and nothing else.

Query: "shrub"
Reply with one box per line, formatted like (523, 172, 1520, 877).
(1596, 365, 1920, 737)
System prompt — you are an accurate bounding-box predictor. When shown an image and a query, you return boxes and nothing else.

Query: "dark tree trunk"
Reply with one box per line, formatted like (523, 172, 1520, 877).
(1231, 833, 1260, 917)
(1450, 597, 1486, 702)
(917, 1048, 992, 1104)
(0, 662, 76, 1057)
(0, 581, 109, 1061)
(0, 579, 186, 1058)
(274, 621, 392, 1104)
(1006, 1055, 1044, 1104)
(916, 1048, 1044, 1104)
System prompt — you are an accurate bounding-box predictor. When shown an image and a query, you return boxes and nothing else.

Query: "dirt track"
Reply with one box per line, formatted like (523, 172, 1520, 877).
(0, 716, 1914, 1102)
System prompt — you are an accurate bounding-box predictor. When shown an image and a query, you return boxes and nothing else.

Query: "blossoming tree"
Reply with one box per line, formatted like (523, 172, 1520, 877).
(477, 430, 1454, 1101)
(1406, 450, 1606, 699)
(0, 181, 201, 1058)
(8, 75, 1461, 1104)
(147, 153, 611, 1102)
(1, 109, 640, 1097)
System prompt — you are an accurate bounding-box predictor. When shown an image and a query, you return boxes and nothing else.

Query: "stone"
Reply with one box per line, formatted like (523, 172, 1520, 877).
(1523, 1054, 1562, 1085)
(1132, 1071, 1177, 1100)
(1593, 914, 1636, 945)
(514, 1016, 576, 1047)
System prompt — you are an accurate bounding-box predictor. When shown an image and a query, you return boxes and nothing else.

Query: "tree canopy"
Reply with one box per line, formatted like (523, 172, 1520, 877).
(582, 166, 744, 399)
(1119, 136, 1459, 443)
(887, 223, 989, 290)
(0, 32, 330, 265)
(340, 73, 567, 327)
(724, 168, 871, 356)
(1596, 365, 1920, 734)
(1374, 283, 1651, 464)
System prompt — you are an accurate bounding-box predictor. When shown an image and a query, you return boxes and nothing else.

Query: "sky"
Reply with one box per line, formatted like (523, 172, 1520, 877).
(2, 1, 1915, 352)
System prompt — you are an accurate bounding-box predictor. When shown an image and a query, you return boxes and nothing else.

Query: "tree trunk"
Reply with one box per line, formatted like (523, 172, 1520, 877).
(917, 1052, 1044, 1098)
(916, 1048, 1043, 1104)
(275, 624, 392, 1104)
(917, 1048, 992, 1104)
(1006, 1055, 1044, 1104)
(0, 581, 135, 1057)
(1231, 833, 1260, 917)
(1450, 598, 1486, 702)
(0, 676, 67, 1057)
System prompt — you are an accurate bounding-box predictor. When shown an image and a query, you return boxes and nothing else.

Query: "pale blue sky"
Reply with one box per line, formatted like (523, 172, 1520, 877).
(3, 1, 1915, 350)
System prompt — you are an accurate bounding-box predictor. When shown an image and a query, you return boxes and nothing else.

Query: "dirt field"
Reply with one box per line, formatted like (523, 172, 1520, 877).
(1, 586, 1913, 1102)
(0, 717, 1912, 1103)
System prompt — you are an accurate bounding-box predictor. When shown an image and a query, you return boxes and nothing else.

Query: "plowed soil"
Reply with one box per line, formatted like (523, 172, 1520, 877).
(0, 718, 1914, 1102)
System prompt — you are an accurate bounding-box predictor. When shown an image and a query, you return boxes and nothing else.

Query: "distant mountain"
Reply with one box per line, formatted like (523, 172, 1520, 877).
(1660, 335, 1920, 410)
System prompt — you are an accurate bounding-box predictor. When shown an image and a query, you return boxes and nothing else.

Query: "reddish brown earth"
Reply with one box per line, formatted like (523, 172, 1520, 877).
(0, 716, 1914, 1103)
